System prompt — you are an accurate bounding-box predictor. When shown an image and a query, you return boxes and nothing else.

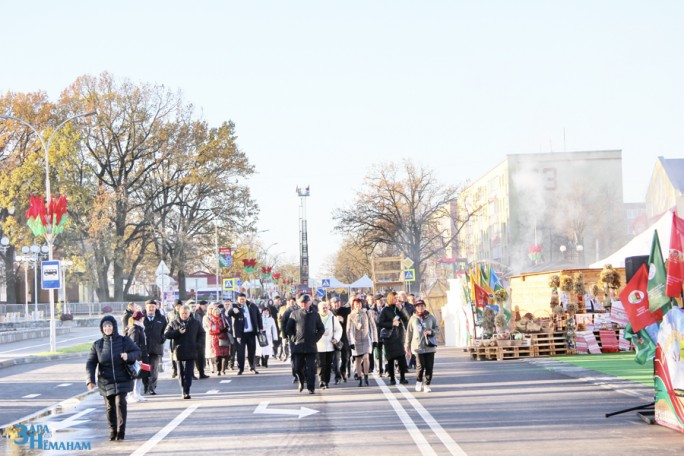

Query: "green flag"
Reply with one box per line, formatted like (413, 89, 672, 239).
(648, 230, 672, 313)
(624, 323, 656, 365)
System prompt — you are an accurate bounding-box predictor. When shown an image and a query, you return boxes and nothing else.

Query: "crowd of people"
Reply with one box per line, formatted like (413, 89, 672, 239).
(86, 290, 440, 441)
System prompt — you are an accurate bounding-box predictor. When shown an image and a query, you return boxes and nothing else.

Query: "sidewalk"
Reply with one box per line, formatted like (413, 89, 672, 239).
(0, 326, 101, 368)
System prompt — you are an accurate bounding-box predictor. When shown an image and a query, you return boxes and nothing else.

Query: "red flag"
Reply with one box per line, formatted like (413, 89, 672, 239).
(473, 282, 489, 308)
(666, 211, 684, 297)
(620, 264, 663, 332)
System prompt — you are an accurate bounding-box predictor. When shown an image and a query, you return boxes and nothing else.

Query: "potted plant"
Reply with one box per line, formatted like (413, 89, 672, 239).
(60, 313, 74, 326)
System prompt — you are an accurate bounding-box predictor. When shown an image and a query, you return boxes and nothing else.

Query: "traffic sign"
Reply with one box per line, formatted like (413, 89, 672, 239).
(316, 288, 325, 298)
(223, 278, 235, 291)
(403, 269, 416, 282)
(321, 279, 331, 288)
(41, 261, 61, 289)
(403, 257, 414, 269)
(155, 260, 170, 276)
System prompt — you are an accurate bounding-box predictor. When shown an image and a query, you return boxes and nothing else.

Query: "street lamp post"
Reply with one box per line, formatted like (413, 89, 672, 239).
(1, 111, 97, 353)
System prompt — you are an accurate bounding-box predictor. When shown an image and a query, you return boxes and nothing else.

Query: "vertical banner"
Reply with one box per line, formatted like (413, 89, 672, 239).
(218, 247, 232, 268)
(654, 307, 684, 433)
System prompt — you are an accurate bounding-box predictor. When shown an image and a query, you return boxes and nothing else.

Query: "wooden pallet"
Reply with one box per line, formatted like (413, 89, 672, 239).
(469, 344, 535, 361)
(530, 332, 568, 357)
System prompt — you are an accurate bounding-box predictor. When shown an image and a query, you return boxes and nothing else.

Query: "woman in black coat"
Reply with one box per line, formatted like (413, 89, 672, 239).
(86, 315, 141, 441)
(164, 305, 203, 399)
(378, 291, 409, 385)
(126, 311, 149, 402)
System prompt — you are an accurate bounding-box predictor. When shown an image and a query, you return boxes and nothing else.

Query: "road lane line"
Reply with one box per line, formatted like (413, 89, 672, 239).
(56, 383, 72, 388)
(22, 394, 41, 398)
(373, 374, 437, 456)
(130, 405, 198, 456)
(397, 385, 468, 456)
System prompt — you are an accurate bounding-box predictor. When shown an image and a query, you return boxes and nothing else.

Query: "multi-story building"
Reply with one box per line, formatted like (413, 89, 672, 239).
(645, 156, 684, 219)
(452, 150, 626, 274)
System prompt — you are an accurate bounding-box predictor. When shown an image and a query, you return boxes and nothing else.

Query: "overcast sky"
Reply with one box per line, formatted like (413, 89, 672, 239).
(2, 1, 683, 281)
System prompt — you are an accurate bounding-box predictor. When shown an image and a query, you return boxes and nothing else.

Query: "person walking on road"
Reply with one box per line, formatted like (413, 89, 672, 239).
(167, 300, 183, 378)
(230, 293, 263, 375)
(286, 294, 325, 394)
(257, 307, 278, 368)
(143, 299, 166, 395)
(405, 299, 439, 393)
(86, 315, 141, 441)
(331, 296, 351, 384)
(121, 302, 135, 336)
(193, 301, 209, 379)
(378, 291, 410, 385)
(208, 304, 232, 375)
(369, 293, 385, 375)
(126, 311, 148, 403)
(348, 297, 377, 387)
(164, 305, 203, 399)
(316, 301, 342, 389)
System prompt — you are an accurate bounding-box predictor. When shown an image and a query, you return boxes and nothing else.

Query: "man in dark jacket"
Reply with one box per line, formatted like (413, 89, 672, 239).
(230, 293, 263, 375)
(378, 291, 410, 385)
(86, 315, 141, 441)
(167, 300, 183, 378)
(286, 294, 325, 394)
(193, 301, 209, 378)
(143, 299, 167, 395)
(279, 296, 299, 380)
(164, 305, 203, 399)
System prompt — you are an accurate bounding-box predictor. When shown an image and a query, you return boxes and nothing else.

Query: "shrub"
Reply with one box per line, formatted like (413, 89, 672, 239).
(59, 313, 74, 321)
(102, 305, 113, 314)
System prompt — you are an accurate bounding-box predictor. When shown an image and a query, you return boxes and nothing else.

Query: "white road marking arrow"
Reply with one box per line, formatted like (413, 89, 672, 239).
(205, 390, 220, 394)
(220, 380, 232, 384)
(49, 408, 96, 431)
(254, 401, 319, 419)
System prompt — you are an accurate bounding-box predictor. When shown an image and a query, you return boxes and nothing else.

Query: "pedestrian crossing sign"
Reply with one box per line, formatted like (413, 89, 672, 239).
(403, 269, 416, 282)
(223, 278, 235, 291)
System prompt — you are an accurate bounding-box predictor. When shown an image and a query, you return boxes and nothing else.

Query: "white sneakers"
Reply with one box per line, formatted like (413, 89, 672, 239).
(127, 394, 146, 403)
(415, 381, 422, 392)
(423, 385, 431, 393)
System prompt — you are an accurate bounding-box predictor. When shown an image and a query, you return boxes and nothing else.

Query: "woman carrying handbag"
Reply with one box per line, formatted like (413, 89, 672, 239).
(405, 300, 439, 393)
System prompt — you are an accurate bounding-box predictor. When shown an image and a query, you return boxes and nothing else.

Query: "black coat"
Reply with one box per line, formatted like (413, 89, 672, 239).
(286, 307, 325, 354)
(143, 311, 167, 356)
(230, 302, 263, 338)
(279, 305, 297, 339)
(127, 323, 149, 363)
(86, 315, 141, 397)
(164, 317, 203, 361)
(332, 306, 352, 343)
(378, 305, 409, 359)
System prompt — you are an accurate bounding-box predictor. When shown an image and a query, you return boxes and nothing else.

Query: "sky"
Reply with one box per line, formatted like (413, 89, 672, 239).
(1, 1, 683, 282)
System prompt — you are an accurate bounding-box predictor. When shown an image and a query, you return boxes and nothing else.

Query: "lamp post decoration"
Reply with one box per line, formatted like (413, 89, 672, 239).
(1, 110, 97, 353)
(26, 194, 69, 237)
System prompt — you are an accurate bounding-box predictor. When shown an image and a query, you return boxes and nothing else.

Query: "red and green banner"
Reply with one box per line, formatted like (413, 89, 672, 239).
(619, 264, 663, 332)
(654, 307, 684, 433)
(666, 212, 684, 297)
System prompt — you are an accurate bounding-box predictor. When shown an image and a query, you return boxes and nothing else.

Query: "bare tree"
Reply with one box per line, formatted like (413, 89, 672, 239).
(333, 160, 480, 289)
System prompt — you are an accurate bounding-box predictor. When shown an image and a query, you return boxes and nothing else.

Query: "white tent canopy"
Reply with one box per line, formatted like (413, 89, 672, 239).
(349, 274, 374, 289)
(320, 277, 350, 288)
(590, 210, 672, 268)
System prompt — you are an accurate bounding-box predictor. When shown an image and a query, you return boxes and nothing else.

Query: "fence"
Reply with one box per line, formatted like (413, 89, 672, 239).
(1, 301, 147, 319)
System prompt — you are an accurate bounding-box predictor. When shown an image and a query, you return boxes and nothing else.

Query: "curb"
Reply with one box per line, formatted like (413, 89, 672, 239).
(0, 351, 89, 370)
(0, 389, 97, 435)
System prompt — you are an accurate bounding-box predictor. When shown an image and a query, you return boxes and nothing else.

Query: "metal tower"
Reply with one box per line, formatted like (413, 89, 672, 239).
(296, 185, 310, 288)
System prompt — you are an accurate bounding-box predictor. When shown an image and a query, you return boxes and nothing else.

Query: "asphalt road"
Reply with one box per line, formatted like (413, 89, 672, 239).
(2, 346, 684, 455)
